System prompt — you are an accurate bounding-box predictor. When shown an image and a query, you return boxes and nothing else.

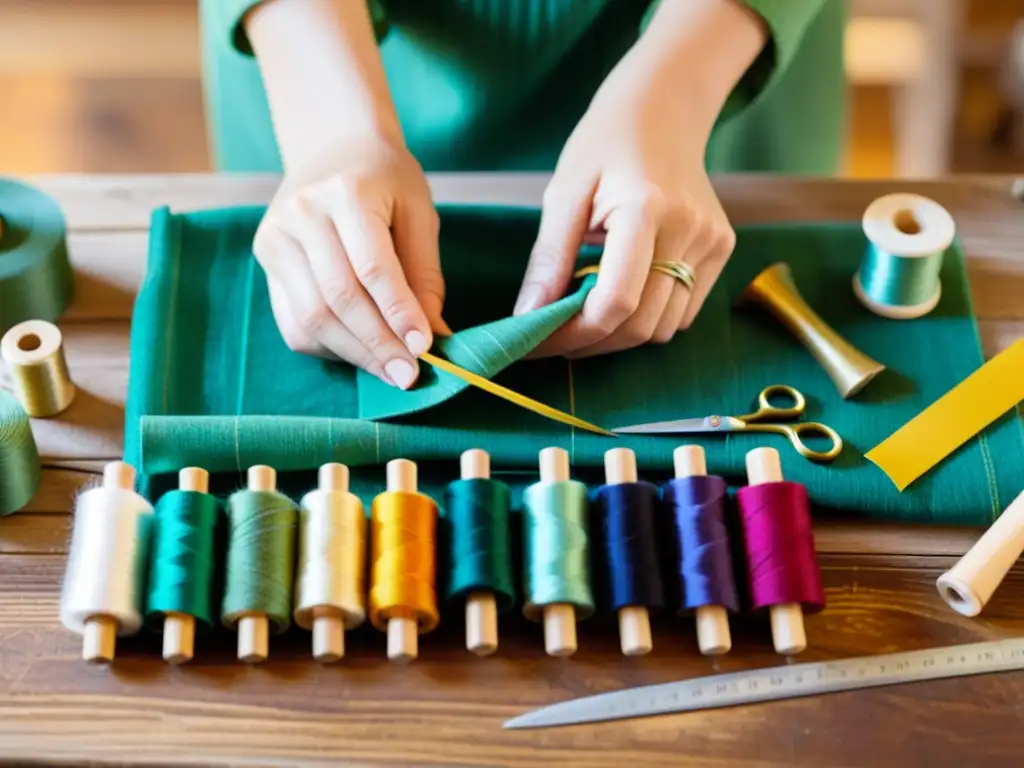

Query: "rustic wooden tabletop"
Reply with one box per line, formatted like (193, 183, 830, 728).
(0, 173, 1022, 767)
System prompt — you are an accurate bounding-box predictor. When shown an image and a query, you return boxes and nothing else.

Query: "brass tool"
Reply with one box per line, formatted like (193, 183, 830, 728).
(738, 263, 885, 399)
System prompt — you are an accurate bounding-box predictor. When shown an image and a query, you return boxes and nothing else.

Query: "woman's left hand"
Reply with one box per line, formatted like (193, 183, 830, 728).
(513, 0, 766, 359)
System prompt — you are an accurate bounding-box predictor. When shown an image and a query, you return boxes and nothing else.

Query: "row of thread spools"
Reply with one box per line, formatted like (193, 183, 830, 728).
(60, 443, 823, 665)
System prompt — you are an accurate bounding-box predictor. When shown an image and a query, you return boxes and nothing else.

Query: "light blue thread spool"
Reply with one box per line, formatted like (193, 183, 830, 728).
(854, 194, 955, 320)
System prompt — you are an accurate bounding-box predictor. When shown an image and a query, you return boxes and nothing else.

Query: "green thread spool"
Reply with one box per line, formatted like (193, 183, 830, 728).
(221, 465, 297, 663)
(0, 179, 74, 335)
(855, 193, 955, 320)
(446, 449, 515, 656)
(146, 467, 219, 664)
(522, 447, 593, 658)
(0, 391, 39, 515)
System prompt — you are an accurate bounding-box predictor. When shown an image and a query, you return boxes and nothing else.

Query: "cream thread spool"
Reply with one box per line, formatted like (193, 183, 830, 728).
(674, 445, 733, 656)
(294, 462, 366, 663)
(60, 461, 154, 664)
(236, 465, 275, 664)
(160, 466, 209, 665)
(937, 489, 1024, 616)
(539, 447, 578, 658)
(460, 449, 500, 656)
(856, 193, 955, 320)
(746, 447, 807, 656)
(603, 447, 653, 657)
(386, 459, 422, 664)
(1, 319, 75, 417)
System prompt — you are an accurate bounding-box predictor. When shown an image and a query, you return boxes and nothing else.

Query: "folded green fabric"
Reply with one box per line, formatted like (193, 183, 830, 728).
(125, 204, 1024, 525)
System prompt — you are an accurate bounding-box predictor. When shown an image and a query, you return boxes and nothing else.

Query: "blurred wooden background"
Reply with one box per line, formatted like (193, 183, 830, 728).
(1, 0, 1023, 177)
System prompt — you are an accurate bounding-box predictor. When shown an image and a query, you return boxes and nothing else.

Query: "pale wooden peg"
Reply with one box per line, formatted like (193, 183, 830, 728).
(237, 465, 275, 664)
(82, 461, 137, 664)
(160, 467, 209, 665)
(385, 459, 419, 664)
(461, 449, 499, 656)
(746, 447, 807, 656)
(674, 445, 732, 657)
(310, 463, 348, 663)
(937, 488, 1024, 616)
(604, 447, 652, 657)
(538, 447, 577, 658)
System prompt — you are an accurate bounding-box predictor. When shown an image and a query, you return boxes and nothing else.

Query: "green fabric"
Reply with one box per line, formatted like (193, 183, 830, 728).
(199, 0, 845, 174)
(125, 204, 1024, 526)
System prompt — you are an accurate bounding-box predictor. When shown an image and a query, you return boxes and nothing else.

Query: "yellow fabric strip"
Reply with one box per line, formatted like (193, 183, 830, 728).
(866, 339, 1024, 491)
(419, 352, 615, 437)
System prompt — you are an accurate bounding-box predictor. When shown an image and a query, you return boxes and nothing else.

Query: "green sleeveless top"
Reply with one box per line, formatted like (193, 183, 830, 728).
(199, 0, 845, 174)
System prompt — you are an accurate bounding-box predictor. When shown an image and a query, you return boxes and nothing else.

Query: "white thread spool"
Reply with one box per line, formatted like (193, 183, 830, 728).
(538, 447, 578, 658)
(460, 449, 499, 656)
(386, 459, 421, 664)
(674, 445, 733, 656)
(160, 467, 208, 665)
(294, 463, 366, 662)
(60, 461, 154, 664)
(236, 465, 275, 663)
(603, 448, 653, 657)
(745, 447, 807, 656)
(937, 489, 1024, 616)
(856, 193, 955, 320)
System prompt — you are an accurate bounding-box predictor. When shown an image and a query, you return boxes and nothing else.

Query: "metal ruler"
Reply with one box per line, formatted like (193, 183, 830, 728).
(503, 637, 1024, 730)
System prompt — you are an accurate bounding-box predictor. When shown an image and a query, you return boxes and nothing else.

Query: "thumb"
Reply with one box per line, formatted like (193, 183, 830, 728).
(393, 199, 452, 341)
(514, 184, 592, 316)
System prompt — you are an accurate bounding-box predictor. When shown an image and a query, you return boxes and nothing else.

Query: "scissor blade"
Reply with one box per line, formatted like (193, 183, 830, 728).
(611, 416, 738, 435)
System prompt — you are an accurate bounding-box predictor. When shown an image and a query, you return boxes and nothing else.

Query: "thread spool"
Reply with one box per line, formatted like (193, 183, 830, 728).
(856, 193, 955, 319)
(522, 447, 594, 658)
(937, 489, 1024, 616)
(294, 463, 367, 662)
(60, 461, 154, 664)
(598, 448, 659, 657)
(146, 467, 218, 664)
(369, 459, 439, 664)
(738, 448, 824, 655)
(0, 391, 39, 515)
(0, 178, 74, 335)
(221, 465, 298, 663)
(667, 445, 736, 656)
(739, 262, 886, 399)
(1, 319, 75, 417)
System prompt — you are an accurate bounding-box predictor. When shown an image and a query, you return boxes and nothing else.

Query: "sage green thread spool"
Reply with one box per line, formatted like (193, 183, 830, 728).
(855, 194, 955, 320)
(0, 391, 40, 515)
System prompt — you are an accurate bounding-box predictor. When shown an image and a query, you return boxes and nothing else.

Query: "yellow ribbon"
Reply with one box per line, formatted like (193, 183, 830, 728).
(866, 338, 1024, 491)
(419, 351, 614, 437)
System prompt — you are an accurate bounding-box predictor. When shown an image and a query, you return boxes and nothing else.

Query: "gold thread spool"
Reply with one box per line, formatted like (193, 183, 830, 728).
(1, 319, 75, 417)
(738, 263, 886, 399)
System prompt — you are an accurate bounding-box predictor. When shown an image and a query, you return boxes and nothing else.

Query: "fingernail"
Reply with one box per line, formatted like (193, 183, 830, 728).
(385, 358, 417, 389)
(405, 330, 429, 356)
(514, 288, 545, 316)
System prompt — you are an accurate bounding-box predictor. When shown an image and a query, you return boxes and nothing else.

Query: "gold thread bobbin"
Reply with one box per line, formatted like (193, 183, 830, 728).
(1, 319, 76, 417)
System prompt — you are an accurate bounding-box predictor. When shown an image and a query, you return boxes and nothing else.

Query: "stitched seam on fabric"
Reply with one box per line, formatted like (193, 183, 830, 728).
(568, 360, 576, 463)
(375, 423, 380, 464)
(479, 328, 514, 365)
(235, 256, 256, 416)
(234, 415, 241, 474)
(451, 334, 488, 370)
(159, 217, 183, 416)
(979, 431, 999, 521)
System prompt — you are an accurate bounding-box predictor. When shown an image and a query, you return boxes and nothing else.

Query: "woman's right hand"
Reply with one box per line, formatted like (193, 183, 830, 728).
(253, 138, 449, 391)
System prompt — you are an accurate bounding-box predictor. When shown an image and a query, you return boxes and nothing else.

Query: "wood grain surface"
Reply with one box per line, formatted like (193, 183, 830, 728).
(1, 174, 1023, 767)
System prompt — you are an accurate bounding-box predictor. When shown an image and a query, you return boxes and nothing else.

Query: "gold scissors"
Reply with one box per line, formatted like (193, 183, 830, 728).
(610, 384, 844, 462)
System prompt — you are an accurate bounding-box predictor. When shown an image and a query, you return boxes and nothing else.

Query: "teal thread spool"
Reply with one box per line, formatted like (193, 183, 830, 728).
(446, 449, 515, 656)
(0, 391, 39, 515)
(522, 447, 593, 658)
(221, 465, 297, 663)
(855, 193, 955, 320)
(146, 467, 219, 664)
(0, 178, 74, 335)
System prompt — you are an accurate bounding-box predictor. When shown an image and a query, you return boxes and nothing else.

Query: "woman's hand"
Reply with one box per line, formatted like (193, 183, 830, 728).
(515, 0, 767, 358)
(254, 140, 448, 389)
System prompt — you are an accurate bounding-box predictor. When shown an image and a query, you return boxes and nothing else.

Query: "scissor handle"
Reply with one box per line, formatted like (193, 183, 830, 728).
(747, 384, 806, 422)
(783, 421, 844, 462)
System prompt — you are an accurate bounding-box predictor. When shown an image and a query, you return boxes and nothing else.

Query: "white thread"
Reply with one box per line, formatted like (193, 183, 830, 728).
(293, 488, 367, 629)
(60, 485, 155, 636)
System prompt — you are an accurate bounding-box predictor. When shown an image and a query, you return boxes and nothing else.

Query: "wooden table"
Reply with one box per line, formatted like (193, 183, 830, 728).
(2, 173, 1023, 767)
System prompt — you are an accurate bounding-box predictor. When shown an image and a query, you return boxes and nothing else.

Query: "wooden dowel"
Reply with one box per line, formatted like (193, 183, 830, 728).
(307, 463, 348, 663)
(161, 467, 208, 665)
(539, 447, 579, 658)
(461, 449, 499, 656)
(385, 459, 420, 664)
(237, 465, 274, 663)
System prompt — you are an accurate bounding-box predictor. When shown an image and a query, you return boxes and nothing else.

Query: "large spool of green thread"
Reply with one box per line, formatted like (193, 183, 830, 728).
(0, 179, 74, 334)
(0, 391, 40, 515)
(221, 465, 297, 663)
